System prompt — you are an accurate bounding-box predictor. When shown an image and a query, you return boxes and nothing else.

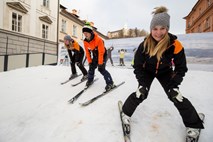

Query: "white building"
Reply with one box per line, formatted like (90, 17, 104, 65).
(0, 0, 59, 72)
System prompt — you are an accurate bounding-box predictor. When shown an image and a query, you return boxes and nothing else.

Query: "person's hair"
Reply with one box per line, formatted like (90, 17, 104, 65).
(143, 33, 170, 61)
(64, 41, 73, 48)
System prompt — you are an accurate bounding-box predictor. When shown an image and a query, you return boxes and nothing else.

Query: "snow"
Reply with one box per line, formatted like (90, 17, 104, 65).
(0, 64, 213, 142)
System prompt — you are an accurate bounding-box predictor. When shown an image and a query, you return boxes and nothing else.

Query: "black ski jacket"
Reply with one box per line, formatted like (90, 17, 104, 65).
(133, 33, 188, 89)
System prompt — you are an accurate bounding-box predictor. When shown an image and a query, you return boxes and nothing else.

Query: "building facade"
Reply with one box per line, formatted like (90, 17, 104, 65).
(59, 5, 108, 43)
(107, 23, 128, 39)
(107, 28, 130, 39)
(184, 0, 213, 33)
(58, 5, 85, 65)
(59, 5, 85, 44)
(0, 0, 59, 72)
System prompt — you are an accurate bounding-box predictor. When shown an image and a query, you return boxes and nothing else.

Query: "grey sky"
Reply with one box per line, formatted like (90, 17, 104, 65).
(60, 0, 198, 35)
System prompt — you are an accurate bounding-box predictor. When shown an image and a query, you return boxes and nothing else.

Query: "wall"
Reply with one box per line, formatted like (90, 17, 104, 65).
(0, 29, 57, 72)
(105, 32, 213, 64)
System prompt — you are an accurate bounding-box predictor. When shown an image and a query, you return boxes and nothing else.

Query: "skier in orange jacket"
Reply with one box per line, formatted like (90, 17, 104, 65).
(82, 22, 114, 91)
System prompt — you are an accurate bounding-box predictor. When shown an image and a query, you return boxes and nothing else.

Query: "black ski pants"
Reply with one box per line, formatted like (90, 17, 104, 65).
(88, 55, 113, 85)
(67, 50, 87, 76)
(122, 70, 204, 129)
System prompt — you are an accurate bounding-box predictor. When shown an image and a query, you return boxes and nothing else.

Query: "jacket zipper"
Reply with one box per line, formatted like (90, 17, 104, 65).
(155, 61, 160, 74)
(155, 42, 174, 74)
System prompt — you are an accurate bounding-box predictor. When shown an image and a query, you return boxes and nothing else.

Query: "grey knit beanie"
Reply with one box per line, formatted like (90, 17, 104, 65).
(64, 35, 73, 42)
(150, 6, 170, 31)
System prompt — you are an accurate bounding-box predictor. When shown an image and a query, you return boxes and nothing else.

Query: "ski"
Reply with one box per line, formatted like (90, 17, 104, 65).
(60, 74, 82, 85)
(79, 81, 125, 106)
(186, 113, 205, 142)
(118, 100, 131, 142)
(71, 78, 87, 87)
(68, 78, 99, 104)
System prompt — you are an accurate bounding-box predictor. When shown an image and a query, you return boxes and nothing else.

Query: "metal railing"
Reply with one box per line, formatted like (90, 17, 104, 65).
(0, 29, 58, 72)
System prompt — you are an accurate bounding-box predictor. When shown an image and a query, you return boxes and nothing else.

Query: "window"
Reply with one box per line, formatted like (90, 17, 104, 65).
(73, 25, 77, 37)
(187, 21, 191, 28)
(61, 19, 66, 32)
(12, 12, 22, 32)
(205, 18, 210, 28)
(199, 8, 202, 15)
(43, 0, 49, 8)
(42, 24, 48, 39)
(207, 0, 211, 6)
(198, 24, 201, 32)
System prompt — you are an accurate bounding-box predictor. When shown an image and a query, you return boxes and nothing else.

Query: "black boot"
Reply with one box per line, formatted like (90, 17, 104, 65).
(105, 82, 115, 91)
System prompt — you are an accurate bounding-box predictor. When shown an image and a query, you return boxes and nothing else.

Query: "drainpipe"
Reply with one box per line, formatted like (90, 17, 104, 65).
(4, 36, 8, 71)
(56, 0, 60, 65)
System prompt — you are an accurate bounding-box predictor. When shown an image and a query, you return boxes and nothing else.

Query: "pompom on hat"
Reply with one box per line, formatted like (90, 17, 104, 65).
(150, 6, 170, 31)
(82, 22, 93, 33)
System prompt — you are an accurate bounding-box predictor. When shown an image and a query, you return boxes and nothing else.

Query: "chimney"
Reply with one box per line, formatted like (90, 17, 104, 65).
(72, 9, 77, 15)
(90, 22, 94, 27)
(71, 9, 79, 18)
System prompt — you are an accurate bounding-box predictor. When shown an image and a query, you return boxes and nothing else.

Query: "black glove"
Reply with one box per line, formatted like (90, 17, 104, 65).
(98, 64, 104, 69)
(89, 62, 93, 67)
(98, 64, 105, 71)
(167, 88, 183, 103)
(89, 62, 97, 70)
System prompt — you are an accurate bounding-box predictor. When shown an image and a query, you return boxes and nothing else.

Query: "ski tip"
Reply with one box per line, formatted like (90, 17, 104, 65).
(79, 103, 86, 107)
(198, 113, 205, 120)
(198, 112, 204, 116)
(68, 100, 74, 104)
(118, 100, 123, 107)
(79, 101, 90, 107)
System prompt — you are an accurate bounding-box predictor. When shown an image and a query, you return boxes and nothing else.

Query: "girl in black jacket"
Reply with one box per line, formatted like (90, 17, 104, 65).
(121, 6, 204, 137)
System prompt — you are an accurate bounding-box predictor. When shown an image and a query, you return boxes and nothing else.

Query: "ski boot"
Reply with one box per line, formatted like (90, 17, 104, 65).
(121, 112, 131, 134)
(186, 113, 204, 142)
(69, 74, 78, 80)
(186, 127, 200, 139)
(81, 74, 88, 82)
(105, 82, 115, 91)
(85, 80, 94, 88)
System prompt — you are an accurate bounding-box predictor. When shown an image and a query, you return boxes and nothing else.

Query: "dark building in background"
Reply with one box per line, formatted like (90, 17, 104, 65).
(184, 0, 213, 33)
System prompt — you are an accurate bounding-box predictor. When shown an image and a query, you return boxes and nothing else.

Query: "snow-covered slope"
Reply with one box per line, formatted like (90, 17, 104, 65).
(0, 65, 212, 142)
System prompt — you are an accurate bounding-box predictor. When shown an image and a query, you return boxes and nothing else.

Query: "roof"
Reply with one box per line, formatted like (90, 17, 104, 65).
(183, 0, 201, 19)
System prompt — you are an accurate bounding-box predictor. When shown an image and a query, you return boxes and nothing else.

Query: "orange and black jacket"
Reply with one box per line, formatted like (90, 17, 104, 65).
(83, 32, 106, 65)
(67, 39, 84, 61)
(133, 33, 188, 89)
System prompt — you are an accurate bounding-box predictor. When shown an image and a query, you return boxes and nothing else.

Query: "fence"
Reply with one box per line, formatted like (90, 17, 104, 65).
(0, 29, 58, 72)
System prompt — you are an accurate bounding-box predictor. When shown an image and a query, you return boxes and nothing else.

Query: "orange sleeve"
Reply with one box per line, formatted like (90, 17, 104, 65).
(83, 41, 92, 64)
(173, 40, 183, 54)
(97, 38, 105, 65)
(73, 40, 80, 51)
